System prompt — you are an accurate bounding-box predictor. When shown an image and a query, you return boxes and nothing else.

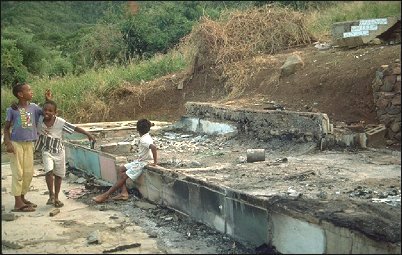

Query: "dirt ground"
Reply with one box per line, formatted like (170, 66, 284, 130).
(104, 44, 400, 127)
(1, 161, 254, 254)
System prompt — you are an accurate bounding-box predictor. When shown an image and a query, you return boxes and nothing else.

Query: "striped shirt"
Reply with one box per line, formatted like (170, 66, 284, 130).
(34, 115, 76, 154)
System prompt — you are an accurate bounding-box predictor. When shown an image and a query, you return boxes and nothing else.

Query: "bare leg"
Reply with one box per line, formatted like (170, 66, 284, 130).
(45, 171, 55, 204)
(21, 194, 37, 208)
(118, 167, 129, 197)
(92, 173, 129, 203)
(14, 196, 27, 209)
(54, 175, 63, 207)
(120, 182, 129, 197)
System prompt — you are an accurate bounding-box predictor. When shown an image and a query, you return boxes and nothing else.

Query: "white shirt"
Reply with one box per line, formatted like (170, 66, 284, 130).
(34, 115, 75, 154)
(138, 133, 153, 162)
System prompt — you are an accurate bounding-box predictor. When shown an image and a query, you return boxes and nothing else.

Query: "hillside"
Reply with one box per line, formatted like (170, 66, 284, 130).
(103, 43, 400, 126)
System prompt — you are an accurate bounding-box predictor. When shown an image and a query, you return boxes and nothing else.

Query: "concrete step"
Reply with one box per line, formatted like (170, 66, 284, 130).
(333, 16, 400, 47)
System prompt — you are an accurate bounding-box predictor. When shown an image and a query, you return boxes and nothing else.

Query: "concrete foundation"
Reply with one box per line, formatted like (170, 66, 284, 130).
(63, 109, 400, 253)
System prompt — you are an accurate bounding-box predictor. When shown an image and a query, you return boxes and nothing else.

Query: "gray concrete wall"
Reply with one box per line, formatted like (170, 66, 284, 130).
(184, 102, 331, 143)
(137, 165, 401, 254)
(64, 142, 400, 254)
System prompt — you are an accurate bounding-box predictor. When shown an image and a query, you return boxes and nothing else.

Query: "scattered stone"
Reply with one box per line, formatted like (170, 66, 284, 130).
(87, 230, 102, 244)
(2, 213, 16, 221)
(49, 208, 60, 217)
(109, 215, 119, 220)
(2, 205, 5, 211)
(280, 54, 304, 77)
(102, 243, 141, 253)
(134, 201, 157, 210)
(68, 173, 79, 183)
(75, 177, 87, 184)
(1, 175, 7, 180)
(237, 156, 247, 164)
(2, 187, 7, 192)
(2, 240, 24, 249)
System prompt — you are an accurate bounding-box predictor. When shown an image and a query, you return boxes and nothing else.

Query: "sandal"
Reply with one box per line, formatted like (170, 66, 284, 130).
(54, 200, 64, 208)
(46, 197, 55, 205)
(12, 205, 35, 212)
(23, 200, 37, 208)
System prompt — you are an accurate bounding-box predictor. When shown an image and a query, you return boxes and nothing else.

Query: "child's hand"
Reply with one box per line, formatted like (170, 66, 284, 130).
(87, 134, 96, 142)
(45, 89, 52, 101)
(5, 142, 15, 154)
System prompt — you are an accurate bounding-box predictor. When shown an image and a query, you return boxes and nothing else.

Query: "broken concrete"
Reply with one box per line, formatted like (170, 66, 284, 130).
(63, 112, 401, 254)
(332, 16, 401, 47)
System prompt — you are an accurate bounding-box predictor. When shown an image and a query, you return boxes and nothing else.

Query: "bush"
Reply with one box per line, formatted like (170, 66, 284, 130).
(1, 38, 29, 86)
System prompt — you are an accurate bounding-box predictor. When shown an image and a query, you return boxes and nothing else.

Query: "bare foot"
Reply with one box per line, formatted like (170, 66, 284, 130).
(92, 194, 109, 203)
(111, 193, 129, 201)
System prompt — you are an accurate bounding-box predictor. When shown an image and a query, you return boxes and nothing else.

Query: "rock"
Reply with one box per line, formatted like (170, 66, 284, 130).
(2, 213, 16, 221)
(370, 38, 382, 45)
(390, 122, 401, 133)
(49, 208, 60, 217)
(382, 75, 396, 92)
(2, 240, 24, 249)
(2, 205, 5, 211)
(190, 161, 202, 167)
(148, 233, 158, 238)
(68, 173, 79, 183)
(314, 42, 331, 50)
(237, 156, 247, 163)
(391, 94, 401, 106)
(280, 54, 304, 77)
(74, 177, 87, 184)
(134, 201, 157, 210)
(2, 187, 7, 192)
(87, 230, 102, 244)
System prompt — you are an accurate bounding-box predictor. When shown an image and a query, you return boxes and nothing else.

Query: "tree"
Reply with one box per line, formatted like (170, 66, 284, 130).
(1, 38, 29, 86)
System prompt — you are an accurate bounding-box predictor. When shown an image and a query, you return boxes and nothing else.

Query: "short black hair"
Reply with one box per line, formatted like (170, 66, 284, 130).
(43, 100, 57, 111)
(137, 119, 153, 134)
(12, 82, 27, 98)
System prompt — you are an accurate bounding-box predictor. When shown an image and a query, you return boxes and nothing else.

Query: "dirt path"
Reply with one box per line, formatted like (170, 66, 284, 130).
(1, 162, 162, 254)
(1, 160, 256, 254)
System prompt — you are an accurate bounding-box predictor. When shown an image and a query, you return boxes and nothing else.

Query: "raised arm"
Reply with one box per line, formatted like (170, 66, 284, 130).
(45, 89, 52, 102)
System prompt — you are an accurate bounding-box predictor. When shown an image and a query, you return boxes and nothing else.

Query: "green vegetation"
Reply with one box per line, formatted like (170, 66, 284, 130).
(305, 1, 401, 40)
(1, 50, 186, 125)
(1, 1, 400, 126)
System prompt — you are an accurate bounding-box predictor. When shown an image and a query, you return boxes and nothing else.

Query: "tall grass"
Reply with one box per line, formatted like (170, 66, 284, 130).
(305, 1, 401, 40)
(1, 50, 187, 126)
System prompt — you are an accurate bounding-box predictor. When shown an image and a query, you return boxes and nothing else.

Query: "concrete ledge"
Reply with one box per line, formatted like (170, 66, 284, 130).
(184, 102, 331, 142)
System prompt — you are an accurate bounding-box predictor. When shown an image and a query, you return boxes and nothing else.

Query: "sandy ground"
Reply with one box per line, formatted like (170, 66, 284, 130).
(1, 161, 162, 254)
(1, 159, 255, 254)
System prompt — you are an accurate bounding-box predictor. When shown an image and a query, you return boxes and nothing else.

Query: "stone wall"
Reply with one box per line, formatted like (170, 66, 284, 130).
(372, 61, 401, 145)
